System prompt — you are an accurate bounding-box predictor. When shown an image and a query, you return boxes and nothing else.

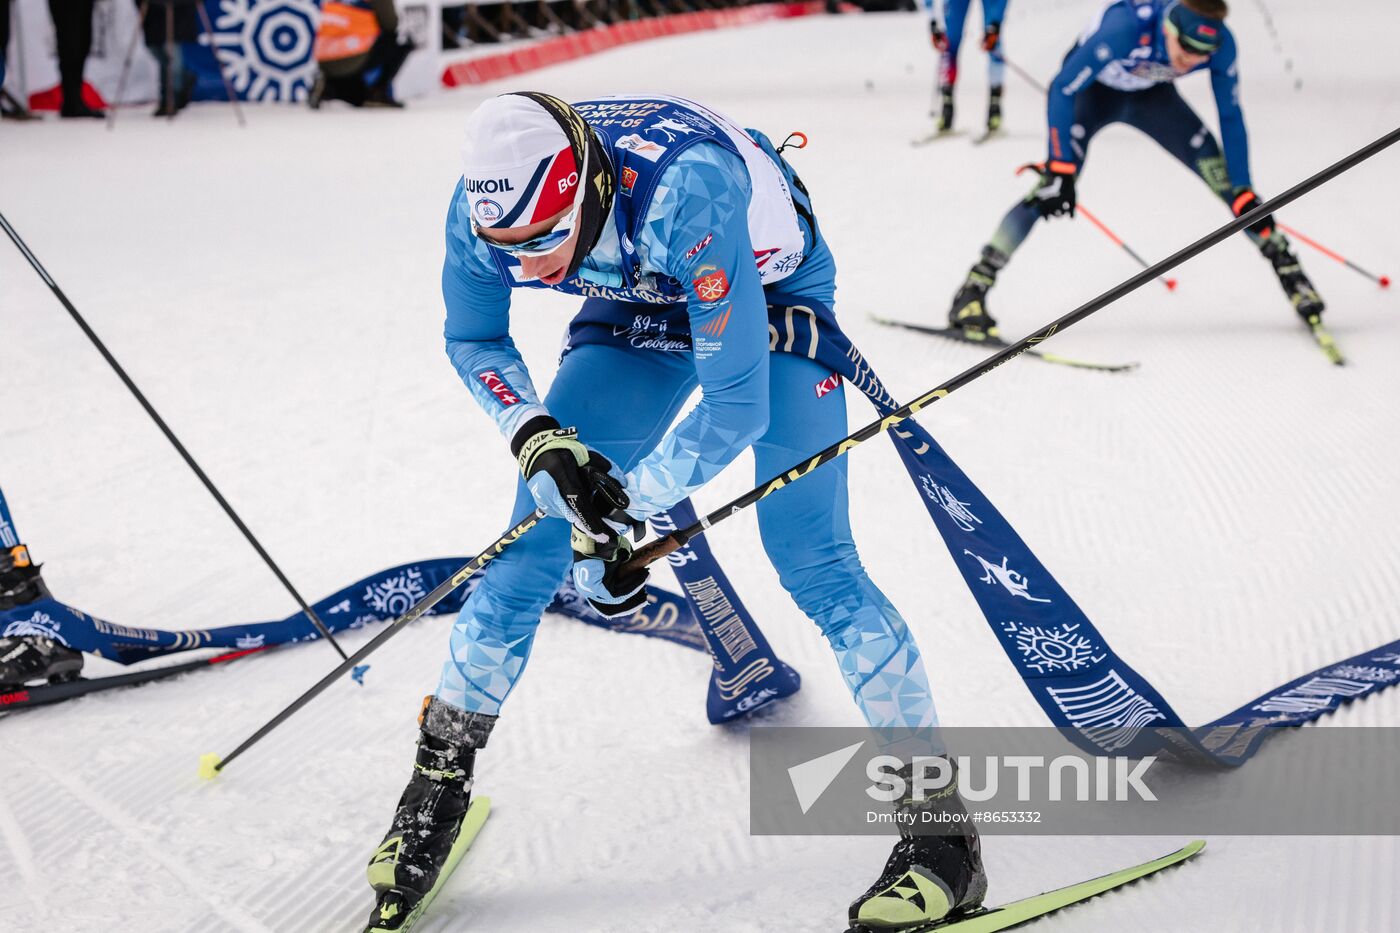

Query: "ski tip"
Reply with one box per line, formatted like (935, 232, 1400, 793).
(1379, 275, 1391, 289)
(1183, 839, 1207, 855)
(352, 664, 371, 685)
(198, 752, 223, 781)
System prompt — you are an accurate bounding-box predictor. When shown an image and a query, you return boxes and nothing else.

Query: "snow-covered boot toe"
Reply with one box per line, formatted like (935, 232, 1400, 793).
(365, 697, 496, 929)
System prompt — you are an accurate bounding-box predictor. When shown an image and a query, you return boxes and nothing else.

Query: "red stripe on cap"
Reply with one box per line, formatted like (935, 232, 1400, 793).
(530, 147, 579, 223)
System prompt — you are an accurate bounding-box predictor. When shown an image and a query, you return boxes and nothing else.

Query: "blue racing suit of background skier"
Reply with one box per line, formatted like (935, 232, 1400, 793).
(946, 0, 1325, 336)
(921, 0, 1010, 133)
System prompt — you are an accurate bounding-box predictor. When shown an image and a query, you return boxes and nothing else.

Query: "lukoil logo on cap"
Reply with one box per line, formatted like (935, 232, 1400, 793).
(467, 146, 579, 230)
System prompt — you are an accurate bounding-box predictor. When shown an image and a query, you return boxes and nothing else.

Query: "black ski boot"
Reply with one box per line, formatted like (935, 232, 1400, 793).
(1, 544, 51, 611)
(947, 246, 1007, 339)
(0, 544, 83, 688)
(986, 85, 1003, 134)
(0, 635, 83, 688)
(936, 86, 954, 133)
(849, 759, 988, 930)
(366, 697, 495, 931)
(1262, 236, 1325, 322)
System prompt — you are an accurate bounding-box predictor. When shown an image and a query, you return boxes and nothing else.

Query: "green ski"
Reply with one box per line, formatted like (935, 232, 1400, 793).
(849, 839, 1205, 933)
(1305, 316, 1345, 366)
(365, 796, 492, 932)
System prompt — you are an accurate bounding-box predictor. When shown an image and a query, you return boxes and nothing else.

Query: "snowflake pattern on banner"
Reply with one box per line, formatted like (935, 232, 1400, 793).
(1002, 620, 1106, 674)
(206, 0, 321, 102)
(363, 567, 427, 616)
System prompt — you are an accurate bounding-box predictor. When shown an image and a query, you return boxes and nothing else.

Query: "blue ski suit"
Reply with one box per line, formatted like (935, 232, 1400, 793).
(436, 96, 936, 736)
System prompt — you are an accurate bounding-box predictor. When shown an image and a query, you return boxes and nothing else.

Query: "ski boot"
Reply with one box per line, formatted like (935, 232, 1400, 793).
(947, 246, 1007, 340)
(849, 759, 988, 930)
(0, 544, 82, 689)
(366, 697, 495, 931)
(0, 635, 83, 688)
(1262, 235, 1325, 322)
(936, 86, 955, 134)
(1, 544, 51, 611)
(986, 85, 1003, 135)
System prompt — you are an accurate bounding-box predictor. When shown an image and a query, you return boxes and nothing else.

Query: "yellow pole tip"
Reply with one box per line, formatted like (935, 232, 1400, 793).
(198, 753, 223, 781)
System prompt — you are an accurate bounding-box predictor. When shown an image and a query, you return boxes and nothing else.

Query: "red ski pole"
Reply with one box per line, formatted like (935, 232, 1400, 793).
(1278, 222, 1391, 288)
(1078, 205, 1179, 292)
(1013, 163, 1176, 291)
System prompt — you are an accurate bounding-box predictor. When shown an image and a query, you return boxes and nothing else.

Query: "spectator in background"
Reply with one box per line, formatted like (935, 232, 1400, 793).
(140, 0, 198, 117)
(309, 0, 412, 109)
(48, 0, 104, 117)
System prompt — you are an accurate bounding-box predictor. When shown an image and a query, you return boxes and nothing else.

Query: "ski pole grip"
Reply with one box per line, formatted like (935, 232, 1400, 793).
(623, 535, 682, 575)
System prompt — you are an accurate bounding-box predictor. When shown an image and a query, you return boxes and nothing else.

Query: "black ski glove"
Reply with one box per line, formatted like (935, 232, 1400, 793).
(1231, 187, 1275, 238)
(982, 22, 1001, 52)
(1030, 162, 1077, 219)
(930, 20, 948, 51)
(514, 416, 632, 544)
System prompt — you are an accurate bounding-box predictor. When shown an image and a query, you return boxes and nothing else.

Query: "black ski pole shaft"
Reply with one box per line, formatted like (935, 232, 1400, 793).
(201, 509, 547, 777)
(1078, 205, 1178, 291)
(0, 211, 348, 662)
(625, 125, 1400, 572)
(1003, 55, 1047, 94)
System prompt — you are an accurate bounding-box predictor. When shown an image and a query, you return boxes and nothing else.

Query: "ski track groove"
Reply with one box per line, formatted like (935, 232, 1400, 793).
(0, 789, 47, 923)
(10, 743, 275, 933)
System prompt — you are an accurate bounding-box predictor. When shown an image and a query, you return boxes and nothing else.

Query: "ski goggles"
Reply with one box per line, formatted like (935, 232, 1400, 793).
(1165, 2, 1224, 55)
(474, 200, 580, 258)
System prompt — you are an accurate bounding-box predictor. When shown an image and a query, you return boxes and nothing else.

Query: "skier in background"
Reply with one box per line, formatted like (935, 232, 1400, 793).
(922, 0, 1009, 136)
(362, 92, 988, 931)
(946, 0, 1325, 340)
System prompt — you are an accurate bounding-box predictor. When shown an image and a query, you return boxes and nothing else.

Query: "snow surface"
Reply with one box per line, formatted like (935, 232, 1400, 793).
(2, 1, 1399, 930)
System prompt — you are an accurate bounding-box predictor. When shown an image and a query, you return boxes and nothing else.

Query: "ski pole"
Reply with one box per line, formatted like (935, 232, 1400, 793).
(199, 509, 547, 777)
(1078, 205, 1178, 292)
(0, 211, 350, 664)
(1002, 55, 1047, 94)
(1277, 222, 1391, 288)
(1011, 164, 1177, 292)
(623, 125, 1400, 572)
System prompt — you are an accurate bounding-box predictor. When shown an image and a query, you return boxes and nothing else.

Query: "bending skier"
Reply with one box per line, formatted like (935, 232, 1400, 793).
(365, 92, 987, 931)
(923, 0, 1010, 135)
(947, 0, 1325, 339)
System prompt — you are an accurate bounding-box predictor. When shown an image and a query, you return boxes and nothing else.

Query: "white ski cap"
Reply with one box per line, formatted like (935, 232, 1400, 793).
(460, 94, 582, 230)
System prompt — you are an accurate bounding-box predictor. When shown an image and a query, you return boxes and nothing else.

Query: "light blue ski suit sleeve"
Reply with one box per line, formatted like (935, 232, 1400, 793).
(1209, 29, 1252, 189)
(623, 144, 771, 517)
(441, 179, 552, 442)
